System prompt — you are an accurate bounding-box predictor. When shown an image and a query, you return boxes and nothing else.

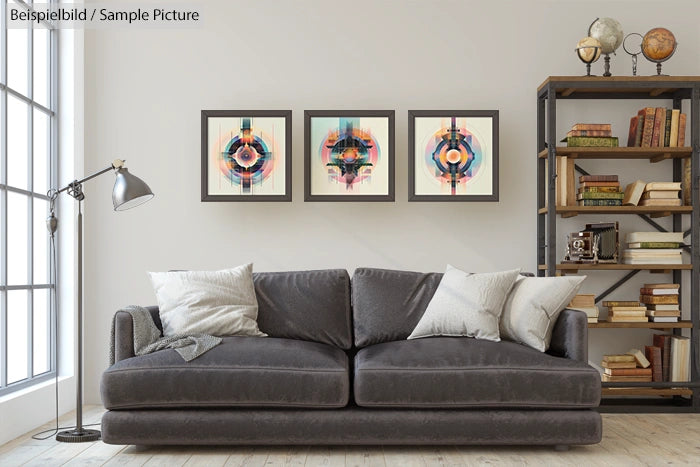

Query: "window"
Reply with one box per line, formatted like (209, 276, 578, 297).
(1, 0, 57, 395)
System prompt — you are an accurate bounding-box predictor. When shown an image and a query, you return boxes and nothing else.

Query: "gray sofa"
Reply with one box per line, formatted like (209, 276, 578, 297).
(101, 268, 602, 446)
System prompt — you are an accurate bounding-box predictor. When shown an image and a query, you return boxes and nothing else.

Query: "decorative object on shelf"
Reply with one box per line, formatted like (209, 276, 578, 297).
(304, 110, 394, 202)
(201, 110, 292, 202)
(622, 33, 643, 76)
(575, 36, 602, 76)
(408, 110, 499, 202)
(588, 17, 624, 77)
(564, 222, 619, 264)
(47, 159, 154, 442)
(641, 27, 677, 76)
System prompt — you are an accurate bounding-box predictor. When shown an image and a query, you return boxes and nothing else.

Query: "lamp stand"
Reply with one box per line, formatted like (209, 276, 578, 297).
(56, 200, 100, 442)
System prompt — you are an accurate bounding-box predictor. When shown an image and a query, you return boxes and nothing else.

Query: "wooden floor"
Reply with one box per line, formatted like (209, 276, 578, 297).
(1, 406, 700, 466)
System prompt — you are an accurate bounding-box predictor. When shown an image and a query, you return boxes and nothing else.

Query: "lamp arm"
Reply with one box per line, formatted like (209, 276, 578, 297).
(54, 159, 126, 195)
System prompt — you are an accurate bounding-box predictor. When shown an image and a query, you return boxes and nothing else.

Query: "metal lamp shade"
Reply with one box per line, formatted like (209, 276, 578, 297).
(112, 167, 154, 211)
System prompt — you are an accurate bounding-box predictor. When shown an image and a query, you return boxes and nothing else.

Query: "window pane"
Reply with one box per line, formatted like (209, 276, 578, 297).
(34, 198, 49, 284)
(8, 290, 29, 384)
(7, 28, 29, 96)
(33, 289, 50, 375)
(7, 192, 29, 285)
(33, 26, 50, 108)
(7, 95, 29, 190)
(33, 110, 50, 195)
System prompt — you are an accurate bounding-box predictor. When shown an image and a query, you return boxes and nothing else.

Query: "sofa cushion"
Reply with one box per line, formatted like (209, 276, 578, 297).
(254, 269, 352, 349)
(101, 337, 349, 409)
(352, 268, 443, 347)
(354, 337, 600, 408)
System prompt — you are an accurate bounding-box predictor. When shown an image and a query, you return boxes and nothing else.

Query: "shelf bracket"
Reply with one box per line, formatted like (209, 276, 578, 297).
(651, 153, 672, 163)
(650, 88, 670, 97)
(595, 270, 640, 303)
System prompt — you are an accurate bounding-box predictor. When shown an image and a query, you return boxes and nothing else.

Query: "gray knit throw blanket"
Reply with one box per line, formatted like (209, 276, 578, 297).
(109, 305, 222, 365)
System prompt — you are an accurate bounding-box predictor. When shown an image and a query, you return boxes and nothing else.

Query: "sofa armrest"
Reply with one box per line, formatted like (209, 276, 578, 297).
(112, 306, 161, 363)
(547, 309, 588, 362)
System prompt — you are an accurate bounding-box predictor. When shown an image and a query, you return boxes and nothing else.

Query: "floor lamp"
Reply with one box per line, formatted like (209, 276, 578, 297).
(48, 159, 154, 442)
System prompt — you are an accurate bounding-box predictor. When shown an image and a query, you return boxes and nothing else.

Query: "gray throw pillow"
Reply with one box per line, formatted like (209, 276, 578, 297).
(407, 265, 520, 342)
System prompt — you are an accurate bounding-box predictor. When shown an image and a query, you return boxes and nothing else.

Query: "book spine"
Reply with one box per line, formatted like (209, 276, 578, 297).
(577, 192, 624, 200)
(566, 136, 619, 147)
(645, 346, 663, 382)
(602, 301, 640, 306)
(669, 109, 680, 147)
(630, 242, 680, 248)
(572, 123, 612, 131)
(634, 113, 644, 147)
(640, 295, 679, 304)
(580, 186, 621, 193)
(577, 199, 623, 206)
(663, 108, 672, 147)
(640, 288, 678, 295)
(579, 175, 618, 182)
(651, 107, 664, 147)
(580, 181, 621, 188)
(641, 107, 656, 147)
(568, 130, 613, 137)
(678, 113, 687, 146)
(627, 115, 639, 147)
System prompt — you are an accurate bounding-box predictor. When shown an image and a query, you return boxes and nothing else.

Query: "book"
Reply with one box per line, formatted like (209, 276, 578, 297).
(624, 257, 683, 264)
(566, 157, 575, 206)
(627, 242, 681, 249)
(644, 346, 663, 382)
(568, 294, 596, 307)
(639, 199, 682, 207)
(569, 306, 599, 319)
(643, 283, 680, 289)
(649, 316, 679, 322)
(669, 109, 680, 147)
(579, 186, 622, 193)
(653, 334, 672, 381)
(606, 306, 647, 312)
(639, 288, 679, 295)
(622, 180, 646, 205)
(601, 361, 637, 369)
(645, 182, 681, 191)
(602, 354, 635, 363)
(608, 310, 646, 317)
(579, 181, 621, 188)
(603, 368, 652, 376)
(627, 115, 639, 147)
(646, 310, 681, 317)
(607, 316, 648, 322)
(572, 123, 611, 131)
(634, 112, 645, 147)
(624, 249, 682, 256)
(587, 317, 598, 323)
(678, 113, 687, 146)
(565, 136, 619, 147)
(640, 295, 679, 304)
(627, 349, 651, 368)
(640, 107, 656, 147)
(646, 304, 680, 311)
(577, 199, 623, 206)
(626, 232, 684, 243)
(651, 107, 665, 147)
(670, 335, 690, 382)
(579, 175, 618, 183)
(602, 301, 640, 307)
(663, 108, 672, 147)
(602, 374, 653, 382)
(568, 129, 613, 137)
(641, 191, 680, 199)
(576, 192, 624, 200)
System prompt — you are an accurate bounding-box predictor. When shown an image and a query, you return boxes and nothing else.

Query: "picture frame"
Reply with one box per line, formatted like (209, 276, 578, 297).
(408, 110, 499, 202)
(201, 110, 292, 202)
(304, 110, 395, 202)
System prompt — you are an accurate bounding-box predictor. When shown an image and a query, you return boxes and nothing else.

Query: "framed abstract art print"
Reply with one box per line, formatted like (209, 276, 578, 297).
(201, 110, 292, 201)
(408, 110, 499, 202)
(304, 110, 395, 202)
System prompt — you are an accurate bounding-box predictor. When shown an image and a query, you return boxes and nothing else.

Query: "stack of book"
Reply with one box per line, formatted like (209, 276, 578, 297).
(639, 182, 682, 207)
(649, 334, 690, 382)
(600, 350, 651, 382)
(567, 294, 599, 323)
(627, 107, 686, 148)
(603, 300, 647, 323)
(640, 283, 680, 323)
(622, 231, 684, 264)
(563, 123, 618, 147)
(577, 175, 622, 206)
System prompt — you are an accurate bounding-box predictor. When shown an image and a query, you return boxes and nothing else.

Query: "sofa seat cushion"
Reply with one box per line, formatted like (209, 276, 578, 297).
(354, 337, 600, 409)
(101, 337, 349, 409)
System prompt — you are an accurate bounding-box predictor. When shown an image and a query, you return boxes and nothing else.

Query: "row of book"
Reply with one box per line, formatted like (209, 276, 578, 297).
(622, 231, 684, 265)
(627, 107, 687, 148)
(599, 336, 690, 383)
(562, 123, 618, 147)
(622, 180, 681, 207)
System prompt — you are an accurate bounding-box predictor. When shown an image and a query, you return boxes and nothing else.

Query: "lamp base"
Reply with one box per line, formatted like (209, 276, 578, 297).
(56, 428, 101, 443)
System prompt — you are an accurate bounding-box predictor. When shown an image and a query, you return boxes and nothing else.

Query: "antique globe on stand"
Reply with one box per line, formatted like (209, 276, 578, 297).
(588, 17, 624, 77)
(576, 36, 602, 76)
(641, 27, 677, 76)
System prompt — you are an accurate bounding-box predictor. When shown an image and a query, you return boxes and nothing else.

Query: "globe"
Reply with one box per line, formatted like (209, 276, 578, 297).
(588, 17, 624, 54)
(642, 28, 677, 61)
(576, 37, 602, 63)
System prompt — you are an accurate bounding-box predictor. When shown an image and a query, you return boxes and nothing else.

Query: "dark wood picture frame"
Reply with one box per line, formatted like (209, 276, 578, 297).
(408, 110, 499, 202)
(304, 110, 395, 202)
(201, 110, 292, 202)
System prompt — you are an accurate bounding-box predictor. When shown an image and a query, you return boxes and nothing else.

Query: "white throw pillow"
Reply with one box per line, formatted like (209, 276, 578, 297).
(407, 265, 521, 342)
(499, 275, 586, 352)
(148, 263, 266, 337)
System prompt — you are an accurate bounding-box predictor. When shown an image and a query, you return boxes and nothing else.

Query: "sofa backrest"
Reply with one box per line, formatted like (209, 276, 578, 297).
(352, 267, 443, 347)
(253, 269, 353, 349)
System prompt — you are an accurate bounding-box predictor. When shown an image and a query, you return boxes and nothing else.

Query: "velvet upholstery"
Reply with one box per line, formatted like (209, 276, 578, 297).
(102, 337, 349, 409)
(547, 308, 589, 362)
(101, 408, 602, 445)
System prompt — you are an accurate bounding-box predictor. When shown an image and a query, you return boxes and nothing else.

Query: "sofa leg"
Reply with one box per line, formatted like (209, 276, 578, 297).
(554, 444, 570, 452)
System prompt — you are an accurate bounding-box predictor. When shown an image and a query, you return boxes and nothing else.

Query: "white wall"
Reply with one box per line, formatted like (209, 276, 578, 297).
(82, 0, 700, 403)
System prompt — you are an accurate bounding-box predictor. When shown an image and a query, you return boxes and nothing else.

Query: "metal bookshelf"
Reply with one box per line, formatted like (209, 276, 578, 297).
(536, 76, 700, 413)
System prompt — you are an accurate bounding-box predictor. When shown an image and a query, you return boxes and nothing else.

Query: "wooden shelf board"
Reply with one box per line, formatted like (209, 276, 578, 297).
(538, 76, 700, 95)
(602, 387, 693, 397)
(539, 264, 692, 271)
(537, 147, 691, 160)
(589, 320, 692, 329)
(538, 206, 691, 217)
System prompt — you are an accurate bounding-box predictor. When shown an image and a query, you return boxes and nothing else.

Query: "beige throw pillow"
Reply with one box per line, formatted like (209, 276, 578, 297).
(407, 265, 521, 342)
(499, 275, 586, 352)
(148, 263, 266, 337)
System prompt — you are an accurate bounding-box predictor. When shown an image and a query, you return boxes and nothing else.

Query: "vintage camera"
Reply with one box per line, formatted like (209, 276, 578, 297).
(564, 222, 619, 264)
